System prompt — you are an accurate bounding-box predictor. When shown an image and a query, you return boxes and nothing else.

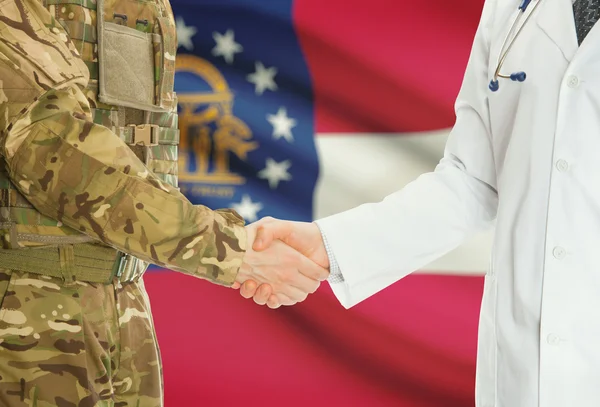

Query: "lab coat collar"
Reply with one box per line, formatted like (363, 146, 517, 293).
(536, 0, 578, 61)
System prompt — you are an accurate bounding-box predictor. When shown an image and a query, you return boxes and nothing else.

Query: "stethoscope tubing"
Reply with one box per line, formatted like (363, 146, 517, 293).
(490, 0, 543, 91)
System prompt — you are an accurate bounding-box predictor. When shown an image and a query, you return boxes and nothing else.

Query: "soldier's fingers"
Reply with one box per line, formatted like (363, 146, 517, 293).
(231, 281, 241, 290)
(240, 280, 258, 299)
(252, 283, 272, 305)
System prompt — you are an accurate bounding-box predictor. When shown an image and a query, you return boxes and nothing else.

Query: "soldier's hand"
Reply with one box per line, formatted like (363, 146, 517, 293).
(237, 218, 330, 308)
(235, 222, 329, 307)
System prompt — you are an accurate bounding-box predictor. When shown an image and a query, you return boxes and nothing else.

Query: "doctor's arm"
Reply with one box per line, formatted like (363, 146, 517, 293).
(241, 0, 500, 309)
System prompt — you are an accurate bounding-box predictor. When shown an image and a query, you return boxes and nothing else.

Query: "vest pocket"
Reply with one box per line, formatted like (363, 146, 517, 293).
(98, 21, 156, 110)
(96, 0, 175, 113)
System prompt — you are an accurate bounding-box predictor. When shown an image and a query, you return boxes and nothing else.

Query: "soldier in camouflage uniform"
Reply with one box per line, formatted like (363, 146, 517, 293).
(0, 0, 329, 405)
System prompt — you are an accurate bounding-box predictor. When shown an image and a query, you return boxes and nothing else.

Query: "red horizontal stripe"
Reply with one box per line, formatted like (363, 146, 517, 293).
(145, 271, 483, 406)
(294, 0, 485, 133)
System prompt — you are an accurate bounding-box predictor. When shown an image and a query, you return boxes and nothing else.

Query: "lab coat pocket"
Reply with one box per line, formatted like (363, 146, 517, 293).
(475, 267, 498, 407)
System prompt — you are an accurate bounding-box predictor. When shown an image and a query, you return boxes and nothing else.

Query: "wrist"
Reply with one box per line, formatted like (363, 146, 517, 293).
(311, 221, 331, 270)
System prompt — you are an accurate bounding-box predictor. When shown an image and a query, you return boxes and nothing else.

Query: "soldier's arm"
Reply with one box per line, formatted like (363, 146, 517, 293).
(0, 0, 246, 286)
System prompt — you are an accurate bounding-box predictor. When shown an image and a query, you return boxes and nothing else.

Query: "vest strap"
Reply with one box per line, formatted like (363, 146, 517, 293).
(117, 124, 179, 145)
(45, 0, 98, 10)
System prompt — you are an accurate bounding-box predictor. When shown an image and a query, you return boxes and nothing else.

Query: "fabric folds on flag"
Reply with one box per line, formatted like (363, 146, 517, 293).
(144, 0, 488, 405)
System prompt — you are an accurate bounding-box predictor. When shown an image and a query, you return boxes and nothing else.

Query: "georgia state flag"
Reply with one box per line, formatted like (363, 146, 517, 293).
(144, 0, 491, 406)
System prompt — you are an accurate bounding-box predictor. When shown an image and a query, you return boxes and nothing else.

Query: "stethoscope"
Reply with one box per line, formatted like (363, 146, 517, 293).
(489, 0, 543, 91)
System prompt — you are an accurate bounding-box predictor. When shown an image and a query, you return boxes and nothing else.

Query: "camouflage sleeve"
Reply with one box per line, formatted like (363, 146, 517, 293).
(0, 0, 246, 286)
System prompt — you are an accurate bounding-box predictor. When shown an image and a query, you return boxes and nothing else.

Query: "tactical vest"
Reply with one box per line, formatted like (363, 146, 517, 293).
(0, 0, 179, 283)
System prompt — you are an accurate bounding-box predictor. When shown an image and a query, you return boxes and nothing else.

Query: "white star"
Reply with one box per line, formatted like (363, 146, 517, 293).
(231, 195, 263, 222)
(267, 107, 297, 143)
(212, 29, 243, 64)
(247, 62, 278, 95)
(258, 158, 292, 189)
(176, 16, 197, 51)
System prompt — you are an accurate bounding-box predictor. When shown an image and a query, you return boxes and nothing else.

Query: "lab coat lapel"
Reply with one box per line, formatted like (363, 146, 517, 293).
(535, 0, 578, 61)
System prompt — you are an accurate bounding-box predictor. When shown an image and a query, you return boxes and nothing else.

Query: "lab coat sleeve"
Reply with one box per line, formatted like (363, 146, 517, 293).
(316, 0, 499, 309)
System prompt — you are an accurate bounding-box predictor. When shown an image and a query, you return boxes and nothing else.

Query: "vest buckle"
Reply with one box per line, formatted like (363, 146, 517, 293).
(129, 124, 159, 146)
(112, 251, 127, 279)
(111, 251, 143, 283)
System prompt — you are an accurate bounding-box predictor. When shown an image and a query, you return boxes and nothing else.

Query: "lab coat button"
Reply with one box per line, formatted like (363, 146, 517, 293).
(547, 333, 561, 345)
(553, 246, 566, 259)
(556, 159, 569, 172)
(567, 75, 579, 88)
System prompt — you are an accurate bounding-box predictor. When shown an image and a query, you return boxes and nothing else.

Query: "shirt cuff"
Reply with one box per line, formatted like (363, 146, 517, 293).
(314, 221, 345, 283)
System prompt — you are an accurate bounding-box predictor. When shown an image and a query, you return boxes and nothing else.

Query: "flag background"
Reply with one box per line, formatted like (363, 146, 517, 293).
(144, 0, 493, 405)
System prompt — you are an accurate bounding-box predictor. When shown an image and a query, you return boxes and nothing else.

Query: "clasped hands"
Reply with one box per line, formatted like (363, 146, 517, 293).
(233, 217, 329, 309)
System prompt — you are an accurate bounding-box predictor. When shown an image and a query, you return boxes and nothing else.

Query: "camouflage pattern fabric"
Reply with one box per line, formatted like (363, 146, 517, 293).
(0, 0, 249, 405)
(0, 268, 162, 407)
(153, 16, 177, 111)
(0, 0, 247, 287)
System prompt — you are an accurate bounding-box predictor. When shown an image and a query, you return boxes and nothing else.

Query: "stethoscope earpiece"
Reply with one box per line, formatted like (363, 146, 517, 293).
(489, 80, 500, 92)
(510, 71, 526, 82)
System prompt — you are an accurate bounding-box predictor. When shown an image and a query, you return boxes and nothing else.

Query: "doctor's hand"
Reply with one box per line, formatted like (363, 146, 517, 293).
(237, 217, 330, 308)
(233, 221, 329, 306)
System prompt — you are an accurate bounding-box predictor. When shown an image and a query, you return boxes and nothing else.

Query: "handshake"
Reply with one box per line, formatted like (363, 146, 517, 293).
(232, 217, 330, 309)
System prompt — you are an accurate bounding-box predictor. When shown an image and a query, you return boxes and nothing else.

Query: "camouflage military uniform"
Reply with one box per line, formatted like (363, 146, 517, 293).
(0, 0, 246, 405)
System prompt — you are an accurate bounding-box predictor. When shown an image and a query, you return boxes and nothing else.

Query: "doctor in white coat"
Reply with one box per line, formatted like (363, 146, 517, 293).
(237, 0, 600, 405)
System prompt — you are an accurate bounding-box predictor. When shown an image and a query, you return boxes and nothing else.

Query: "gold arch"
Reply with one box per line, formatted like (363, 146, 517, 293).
(175, 55, 258, 185)
(176, 54, 233, 116)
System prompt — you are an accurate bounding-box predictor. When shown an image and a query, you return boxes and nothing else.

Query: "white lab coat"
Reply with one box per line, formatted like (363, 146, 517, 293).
(316, 0, 600, 405)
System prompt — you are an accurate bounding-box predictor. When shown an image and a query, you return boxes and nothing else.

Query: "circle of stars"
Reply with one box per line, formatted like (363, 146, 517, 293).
(176, 17, 299, 222)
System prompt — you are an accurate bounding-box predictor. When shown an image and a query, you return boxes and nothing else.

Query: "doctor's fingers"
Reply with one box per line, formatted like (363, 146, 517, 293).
(278, 264, 321, 297)
(295, 250, 329, 282)
(273, 283, 307, 304)
(239, 268, 321, 303)
(252, 217, 292, 251)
